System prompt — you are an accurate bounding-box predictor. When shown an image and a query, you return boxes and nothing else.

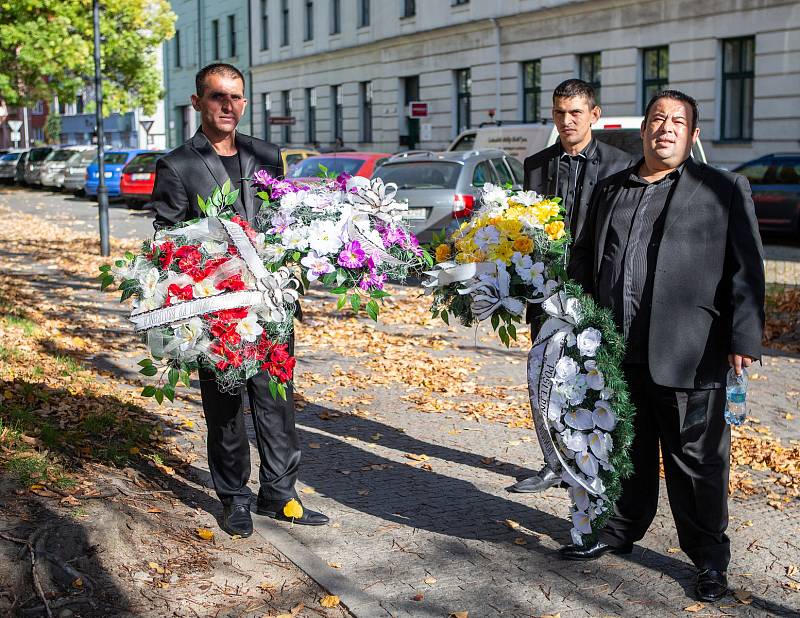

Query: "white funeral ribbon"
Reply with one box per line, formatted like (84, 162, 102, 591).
(345, 177, 408, 223)
(422, 261, 498, 290)
(458, 265, 525, 321)
(528, 290, 597, 496)
(129, 217, 299, 332)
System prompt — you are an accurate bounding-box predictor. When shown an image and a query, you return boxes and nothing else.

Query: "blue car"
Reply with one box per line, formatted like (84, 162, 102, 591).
(85, 149, 150, 198)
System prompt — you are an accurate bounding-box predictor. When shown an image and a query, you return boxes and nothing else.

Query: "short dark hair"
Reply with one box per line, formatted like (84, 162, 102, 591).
(552, 79, 597, 110)
(644, 89, 699, 131)
(195, 63, 245, 96)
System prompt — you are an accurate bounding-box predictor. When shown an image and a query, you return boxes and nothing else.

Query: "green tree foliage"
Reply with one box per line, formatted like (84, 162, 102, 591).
(44, 111, 61, 143)
(0, 0, 176, 115)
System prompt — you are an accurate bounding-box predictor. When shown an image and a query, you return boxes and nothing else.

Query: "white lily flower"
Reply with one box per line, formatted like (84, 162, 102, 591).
(281, 226, 310, 250)
(235, 311, 264, 343)
(194, 278, 222, 298)
(140, 267, 161, 299)
(570, 528, 583, 546)
(173, 317, 205, 351)
(564, 407, 594, 431)
(560, 428, 588, 453)
(588, 429, 613, 462)
(584, 360, 605, 391)
(307, 219, 343, 256)
(571, 509, 594, 534)
(481, 183, 509, 207)
(592, 400, 617, 431)
(201, 240, 228, 255)
(569, 486, 591, 512)
(576, 450, 599, 477)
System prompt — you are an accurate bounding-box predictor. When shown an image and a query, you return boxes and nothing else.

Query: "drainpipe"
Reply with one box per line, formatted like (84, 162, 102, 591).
(490, 16, 501, 122)
(247, 0, 253, 135)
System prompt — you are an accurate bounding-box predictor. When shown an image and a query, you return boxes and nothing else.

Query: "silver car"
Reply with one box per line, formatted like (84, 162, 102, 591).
(23, 146, 55, 185)
(62, 148, 97, 194)
(40, 146, 94, 189)
(0, 150, 25, 182)
(372, 149, 524, 243)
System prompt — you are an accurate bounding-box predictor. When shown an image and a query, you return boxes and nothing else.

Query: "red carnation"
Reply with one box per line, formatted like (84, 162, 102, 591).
(157, 241, 176, 268)
(166, 283, 194, 304)
(216, 274, 246, 292)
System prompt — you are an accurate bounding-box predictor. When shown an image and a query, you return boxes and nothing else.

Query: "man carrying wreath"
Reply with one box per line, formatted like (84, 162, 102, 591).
(566, 90, 764, 603)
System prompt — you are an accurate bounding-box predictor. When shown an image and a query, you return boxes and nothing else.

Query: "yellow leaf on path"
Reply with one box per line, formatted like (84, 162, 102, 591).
(320, 594, 340, 608)
(301, 486, 316, 494)
(404, 453, 430, 462)
(787, 564, 798, 576)
(258, 581, 274, 591)
(449, 613, 469, 618)
(504, 519, 520, 530)
(195, 527, 214, 540)
(733, 589, 752, 604)
(283, 498, 304, 519)
(129, 447, 140, 454)
(424, 576, 437, 585)
(537, 614, 560, 618)
(667, 547, 681, 553)
(29, 484, 45, 490)
(308, 442, 321, 449)
(786, 413, 794, 420)
(328, 562, 342, 569)
(513, 537, 527, 546)
(72, 577, 83, 589)
(684, 603, 705, 612)
(147, 507, 162, 513)
(148, 561, 159, 570)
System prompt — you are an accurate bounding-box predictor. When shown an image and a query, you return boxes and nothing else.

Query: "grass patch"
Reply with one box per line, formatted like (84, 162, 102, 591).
(0, 345, 22, 362)
(4, 452, 74, 489)
(55, 355, 82, 376)
(2, 315, 37, 337)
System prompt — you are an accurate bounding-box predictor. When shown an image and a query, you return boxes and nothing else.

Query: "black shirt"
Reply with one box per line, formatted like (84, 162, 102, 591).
(555, 139, 597, 221)
(596, 160, 684, 363)
(219, 153, 245, 213)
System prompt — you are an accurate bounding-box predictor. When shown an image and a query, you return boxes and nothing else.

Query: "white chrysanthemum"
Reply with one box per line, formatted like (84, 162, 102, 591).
(481, 183, 508, 207)
(553, 357, 580, 383)
(281, 226, 310, 250)
(577, 327, 602, 357)
(473, 225, 500, 251)
(307, 219, 342, 256)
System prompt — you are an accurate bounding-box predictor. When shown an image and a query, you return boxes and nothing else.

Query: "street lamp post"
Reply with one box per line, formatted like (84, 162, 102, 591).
(93, 0, 110, 256)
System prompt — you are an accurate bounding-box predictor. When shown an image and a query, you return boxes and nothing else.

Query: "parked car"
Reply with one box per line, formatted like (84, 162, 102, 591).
(286, 152, 392, 182)
(40, 145, 95, 189)
(545, 116, 708, 163)
(372, 149, 524, 243)
(282, 148, 319, 174)
(0, 150, 26, 183)
(120, 150, 168, 208)
(85, 150, 150, 199)
(62, 148, 98, 194)
(23, 146, 55, 185)
(14, 151, 30, 184)
(448, 124, 553, 162)
(733, 152, 800, 236)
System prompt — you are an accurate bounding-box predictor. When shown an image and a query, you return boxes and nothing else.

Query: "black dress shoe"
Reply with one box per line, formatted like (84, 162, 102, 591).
(507, 466, 561, 493)
(221, 503, 253, 538)
(696, 569, 728, 602)
(256, 497, 329, 526)
(558, 540, 633, 561)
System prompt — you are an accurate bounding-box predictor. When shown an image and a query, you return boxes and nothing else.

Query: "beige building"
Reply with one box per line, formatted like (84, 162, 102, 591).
(245, 0, 799, 168)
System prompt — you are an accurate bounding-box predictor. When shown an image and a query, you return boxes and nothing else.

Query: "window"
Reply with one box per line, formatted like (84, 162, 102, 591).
(358, 0, 370, 27)
(32, 101, 44, 115)
(491, 158, 514, 186)
(177, 105, 191, 143)
(579, 52, 601, 103)
(212, 19, 220, 60)
(472, 161, 496, 187)
(721, 36, 755, 141)
(455, 68, 471, 133)
(260, 0, 269, 50)
(452, 0, 469, 5)
(332, 85, 343, 142)
(263, 93, 272, 141)
(175, 29, 182, 67)
(360, 81, 373, 143)
(76, 95, 84, 114)
(403, 75, 420, 149)
(281, 0, 289, 46)
(522, 60, 541, 123)
(306, 87, 317, 143)
(402, 0, 416, 17)
(304, 1, 313, 41)
(228, 14, 236, 57)
(330, 0, 341, 34)
(282, 90, 292, 143)
(642, 46, 668, 113)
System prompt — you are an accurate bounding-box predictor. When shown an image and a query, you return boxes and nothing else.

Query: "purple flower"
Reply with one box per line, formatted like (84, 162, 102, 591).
(269, 211, 295, 234)
(359, 271, 386, 292)
(252, 169, 278, 191)
(337, 240, 367, 269)
(329, 172, 352, 192)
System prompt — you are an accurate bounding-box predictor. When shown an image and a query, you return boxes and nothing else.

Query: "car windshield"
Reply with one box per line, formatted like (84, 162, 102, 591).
(288, 157, 365, 178)
(124, 153, 165, 173)
(28, 148, 52, 162)
(94, 153, 130, 166)
(376, 161, 461, 189)
(49, 150, 77, 162)
(79, 151, 97, 163)
(1, 152, 21, 161)
(593, 128, 704, 162)
(450, 133, 476, 151)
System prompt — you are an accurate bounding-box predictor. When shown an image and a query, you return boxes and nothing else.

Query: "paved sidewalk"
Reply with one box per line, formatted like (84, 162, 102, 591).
(2, 188, 798, 617)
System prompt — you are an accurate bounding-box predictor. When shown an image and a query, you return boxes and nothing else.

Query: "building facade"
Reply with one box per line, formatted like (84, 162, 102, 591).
(163, 0, 252, 147)
(236, 0, 799, 169)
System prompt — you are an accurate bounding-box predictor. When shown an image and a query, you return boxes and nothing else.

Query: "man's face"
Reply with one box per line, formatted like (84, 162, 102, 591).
(552, 96, 600, 149)
(191, 73, 247, 135)
(641, 98, 699, 168)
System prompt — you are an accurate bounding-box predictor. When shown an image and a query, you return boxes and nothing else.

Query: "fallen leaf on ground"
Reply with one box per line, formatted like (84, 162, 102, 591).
(667, 547, 681, 553)
(308, 442, 321, 449)
(301, 487, 316, 494)
(504, 519, 520, 530)
(320, 595, 339, 607)
(513, 537, 527, 546)
(195, 527, 214, 540)
(404, 453, 430, 462)
(449, 613, 468, 618)
(787, 564, 798, 576)
(424, 576, 437, 585)
(733, 589, 752, 604)
(328, 562, 342, 569)
(684, 603, 705, 612)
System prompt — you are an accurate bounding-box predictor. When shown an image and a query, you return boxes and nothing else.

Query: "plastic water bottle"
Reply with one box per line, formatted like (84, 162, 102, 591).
(724, 367, 748, 426)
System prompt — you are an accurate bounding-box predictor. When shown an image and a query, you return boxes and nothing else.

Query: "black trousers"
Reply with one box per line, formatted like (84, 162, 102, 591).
(600, 365, 731, 571)
(198, 334, 300, 506)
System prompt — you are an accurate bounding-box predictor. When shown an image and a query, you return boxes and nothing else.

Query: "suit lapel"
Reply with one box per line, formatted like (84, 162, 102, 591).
(235, 133, 256, 221)
(662, 157, 707, 236)
(593, 182, 624, 287)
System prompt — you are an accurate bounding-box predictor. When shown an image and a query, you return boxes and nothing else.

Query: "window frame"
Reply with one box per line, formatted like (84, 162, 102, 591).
(360, 81, 373, 143)
(330, 0, 341, 34)
(456, 68, 472, 134)
(720, 36, 755, 141)
(402, 0, 416, 18)
(282, 89, 292, 144)
(522, 60, 541, 123)
(212, 19, 220, 60)
(332, 85, 343, 142)
(175, 29, 182, 67)
(260, 0, 269, 50)
(281, 0, 289, 47)
(263, 93, 272, 142)
(358, 0, 370, 28)
(304, 0, 314, 41)
(228, 14, 236, 57)
(578, 52, 602, 104)
(641, 46, 669, 114)
(306, 87, 317, 144)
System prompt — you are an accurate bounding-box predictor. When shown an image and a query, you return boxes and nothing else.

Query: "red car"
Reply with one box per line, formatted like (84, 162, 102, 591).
(286, 152, 392, 182)
(120, 151, 167, 208)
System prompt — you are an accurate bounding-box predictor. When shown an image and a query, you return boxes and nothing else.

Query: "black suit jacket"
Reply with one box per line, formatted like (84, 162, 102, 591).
(568, 157, 765, 389)
(150, 129, 283, 228)
(523, 139, 633, 240)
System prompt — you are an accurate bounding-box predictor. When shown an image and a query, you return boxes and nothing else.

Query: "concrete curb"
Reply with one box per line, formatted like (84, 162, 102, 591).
(251, 517, 384, 617)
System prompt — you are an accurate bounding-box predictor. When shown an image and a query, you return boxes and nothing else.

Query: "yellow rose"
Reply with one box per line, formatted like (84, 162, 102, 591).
(435, 244, 452, 263)
(512, 236, 534, 254)
(488, 241, 515, 264)
(497, 218, 523, 237)
(544, 220, 566, 241)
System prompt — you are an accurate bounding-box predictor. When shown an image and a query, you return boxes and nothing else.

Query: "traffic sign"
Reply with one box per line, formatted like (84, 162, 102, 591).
(10, 131, 21, 143)
(268, 116, 296, 126)
(408, 102, 429, 119)
(8, 119, 22, 132)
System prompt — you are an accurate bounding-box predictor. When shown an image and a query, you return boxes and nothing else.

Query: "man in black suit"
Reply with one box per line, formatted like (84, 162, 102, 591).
(149, 63, 328, 537)
(563, 90, 764, 603)
(509, 79, 633, 494)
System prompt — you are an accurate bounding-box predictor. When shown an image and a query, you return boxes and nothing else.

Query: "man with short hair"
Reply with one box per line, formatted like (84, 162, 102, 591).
(564, 90, 764, 603)
(149, 63, 328, 537)
(509, 79, 633, 494)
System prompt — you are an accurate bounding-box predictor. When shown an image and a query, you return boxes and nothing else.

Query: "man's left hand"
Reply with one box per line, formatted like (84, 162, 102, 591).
(728, 354, 754, 376)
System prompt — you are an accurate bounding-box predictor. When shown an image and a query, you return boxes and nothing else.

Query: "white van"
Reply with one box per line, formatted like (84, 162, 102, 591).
(545, 116, 708, 164)
(447, 124, 552, 163)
